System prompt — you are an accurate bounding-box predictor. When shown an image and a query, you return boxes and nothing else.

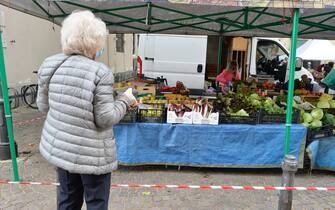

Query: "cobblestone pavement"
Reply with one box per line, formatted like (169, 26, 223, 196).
(0, 107, 335, 210)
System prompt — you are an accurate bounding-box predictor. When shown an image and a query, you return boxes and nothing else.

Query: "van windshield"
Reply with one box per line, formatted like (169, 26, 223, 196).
(256, 40, 288, 82)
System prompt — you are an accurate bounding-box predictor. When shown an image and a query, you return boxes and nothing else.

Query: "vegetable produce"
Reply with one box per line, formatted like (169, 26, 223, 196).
(230, 109, 249, 117)
(294, 95, 314, 110)
(317, 101, 330, 109)
(329, 100, 335, 108)
(323, 113, 335, 125)
(294, 89, 310, 95)
(311, 108, 324, 120)
(319, 93, 333, 102)
(249, 93, 261, 101)
(263, 97, 285, 114)
(302, 122, 311, 128)
(262, 80, 275, 90)
(170, 81, 189, 95)
(139, 95, 167, 106)
(303, 113, 313, 123)
(276, 94, 287, 104)
(310, 119, 322, 129)
(169, 103, 192, 117)
(227, 94, 258, 115)
(140, 109, 163, 118)
(298, 102, 314, 111)
(292, 100, 298, 109)
(250, 99, 262, 108)
(193, 99, 214, 118)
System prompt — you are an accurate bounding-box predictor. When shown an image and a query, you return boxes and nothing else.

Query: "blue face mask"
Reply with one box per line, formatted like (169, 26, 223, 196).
(95, 48, 104, 59)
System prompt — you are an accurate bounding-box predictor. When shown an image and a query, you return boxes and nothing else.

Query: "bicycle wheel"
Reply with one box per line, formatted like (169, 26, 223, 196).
(8, 87, 20, 109)
(23, 84, 38, 109)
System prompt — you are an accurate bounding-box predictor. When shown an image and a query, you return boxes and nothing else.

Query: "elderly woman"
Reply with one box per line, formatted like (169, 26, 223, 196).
(36, 11, 136, 210)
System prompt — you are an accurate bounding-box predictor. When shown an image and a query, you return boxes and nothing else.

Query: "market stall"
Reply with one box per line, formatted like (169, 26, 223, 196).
(111, 77, 335, 168)
(3, 1, 335, 180)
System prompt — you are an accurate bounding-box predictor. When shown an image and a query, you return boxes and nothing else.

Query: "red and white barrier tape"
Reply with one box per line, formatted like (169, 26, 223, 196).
(13, 116, 45, 126)
(1, 180, 335, 191)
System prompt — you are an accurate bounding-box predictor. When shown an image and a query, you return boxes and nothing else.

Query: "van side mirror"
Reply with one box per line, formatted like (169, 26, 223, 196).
(295, 57, 303, 70)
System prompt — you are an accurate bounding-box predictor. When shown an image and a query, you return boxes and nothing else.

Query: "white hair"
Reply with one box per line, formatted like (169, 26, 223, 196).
(61, 10, 107, 58)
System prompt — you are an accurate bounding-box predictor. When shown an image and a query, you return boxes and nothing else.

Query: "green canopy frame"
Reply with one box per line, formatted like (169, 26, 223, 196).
(19, 1, 335, 38)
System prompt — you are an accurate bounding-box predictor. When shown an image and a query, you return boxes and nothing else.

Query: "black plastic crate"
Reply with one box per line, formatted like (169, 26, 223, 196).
(119, 109, 138, 124)
(303, 150, 311, 170)
(219, 111, 260, 125)
(138, 108, 166, 123)
(259, 108, 300, 124)
(307, 124, 334, 143)
(323, 108, 335, 115)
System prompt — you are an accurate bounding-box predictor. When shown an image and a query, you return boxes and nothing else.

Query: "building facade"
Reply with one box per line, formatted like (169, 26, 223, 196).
(1, 5, 135, 88)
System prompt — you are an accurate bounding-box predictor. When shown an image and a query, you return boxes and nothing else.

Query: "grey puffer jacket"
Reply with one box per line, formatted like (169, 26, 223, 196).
(37, 53, 131, 175)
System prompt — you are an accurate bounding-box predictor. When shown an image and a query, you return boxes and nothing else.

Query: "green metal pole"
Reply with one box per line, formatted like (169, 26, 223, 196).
(216, 28, 224, 92)
(244, 7, 249, 28)
(0, 32, 20, 181)
(146, 2, 152, 26)
(217, 36, 223, 76)
(284, 8, 299, 155)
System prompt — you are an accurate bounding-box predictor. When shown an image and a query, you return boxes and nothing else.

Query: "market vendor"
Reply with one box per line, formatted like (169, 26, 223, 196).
(301, 74, 313, 91)
(216, 61, 241, 91)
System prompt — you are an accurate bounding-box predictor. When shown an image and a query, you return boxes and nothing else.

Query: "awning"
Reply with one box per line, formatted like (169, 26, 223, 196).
(1, 0, 335, 38)
(297, 39, 335, 61)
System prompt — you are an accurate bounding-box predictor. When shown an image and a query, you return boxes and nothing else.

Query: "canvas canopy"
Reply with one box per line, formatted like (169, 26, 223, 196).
(297, 39, 335, 61)
(1, 0, 335, 39)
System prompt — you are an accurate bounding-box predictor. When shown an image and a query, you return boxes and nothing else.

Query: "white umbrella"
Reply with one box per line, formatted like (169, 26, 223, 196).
(297, 39, 335, 61)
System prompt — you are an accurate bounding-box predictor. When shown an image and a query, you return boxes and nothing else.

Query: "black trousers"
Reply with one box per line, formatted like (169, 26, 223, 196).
(57, 167, 111, 210)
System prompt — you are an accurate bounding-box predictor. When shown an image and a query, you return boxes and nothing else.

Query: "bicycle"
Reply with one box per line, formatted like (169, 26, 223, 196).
(22, 71, 38, 109)
(8, 87, 20, 109)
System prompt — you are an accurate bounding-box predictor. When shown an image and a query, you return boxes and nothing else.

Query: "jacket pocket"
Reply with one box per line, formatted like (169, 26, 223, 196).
(104, 138, 117, 163)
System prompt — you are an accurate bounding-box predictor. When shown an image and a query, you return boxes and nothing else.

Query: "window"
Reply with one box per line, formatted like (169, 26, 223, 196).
(116, 34, 124, 53)
(256, 40, 288, 81)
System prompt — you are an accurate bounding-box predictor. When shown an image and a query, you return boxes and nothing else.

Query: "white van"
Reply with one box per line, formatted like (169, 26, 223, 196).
(138, 34, 313, 90)
(248, 37, 313, 82)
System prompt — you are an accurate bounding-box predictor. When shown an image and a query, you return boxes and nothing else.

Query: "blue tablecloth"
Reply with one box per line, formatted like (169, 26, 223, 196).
(307, 137, 335, 171)
(114, 123, 307, 168)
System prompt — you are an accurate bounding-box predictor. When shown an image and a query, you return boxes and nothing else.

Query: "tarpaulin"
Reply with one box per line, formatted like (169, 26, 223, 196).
(307, 137, 335, 171)
(114, 123, 307, 168)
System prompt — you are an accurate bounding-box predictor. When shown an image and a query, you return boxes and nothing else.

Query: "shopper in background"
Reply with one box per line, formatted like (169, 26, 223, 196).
(313, 64, 325, 83)
(324, 62, 335, 77)
(36, 10, 137, 210)
(216, 61, 241, 92)
(322, 64, 335, 93)
(307, 61, 315, 74)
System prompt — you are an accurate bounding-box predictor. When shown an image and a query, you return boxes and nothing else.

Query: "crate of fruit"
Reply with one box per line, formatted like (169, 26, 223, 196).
(219, 110, 260, 124)
(259, 108, 300, 124)
(307, 124, 334, 143)
(138, 107, 166, 123)
(119, 108, 138, 124)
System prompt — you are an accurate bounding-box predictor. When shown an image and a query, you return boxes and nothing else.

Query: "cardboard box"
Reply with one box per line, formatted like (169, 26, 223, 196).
(192, 111, 219, 125)
(136, 85, 156, 96)
(166, 104, 192, 124)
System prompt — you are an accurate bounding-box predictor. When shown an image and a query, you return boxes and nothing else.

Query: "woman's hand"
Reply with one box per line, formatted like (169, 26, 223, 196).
(124, 88, 138, 109)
